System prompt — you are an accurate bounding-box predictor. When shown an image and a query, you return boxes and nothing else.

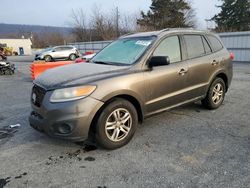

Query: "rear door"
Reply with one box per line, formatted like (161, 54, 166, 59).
(182, 34, 217, 99)
(145, 35, 189, 115)
(51, 47, 64, 59)
(61, 47, 73, 58)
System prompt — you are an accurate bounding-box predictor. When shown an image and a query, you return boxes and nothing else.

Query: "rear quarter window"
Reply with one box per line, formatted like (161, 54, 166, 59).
(207, 35, 223, 52)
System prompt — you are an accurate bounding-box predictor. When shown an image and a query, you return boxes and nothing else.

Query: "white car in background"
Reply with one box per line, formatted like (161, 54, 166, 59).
(35, 46, 80, 62)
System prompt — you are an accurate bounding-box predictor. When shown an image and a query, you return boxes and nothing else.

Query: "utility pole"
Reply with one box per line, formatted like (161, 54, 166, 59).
(116, 7, 119, 38)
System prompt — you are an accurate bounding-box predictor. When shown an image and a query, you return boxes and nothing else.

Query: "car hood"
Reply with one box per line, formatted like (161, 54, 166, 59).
(34, 63, 130, 90)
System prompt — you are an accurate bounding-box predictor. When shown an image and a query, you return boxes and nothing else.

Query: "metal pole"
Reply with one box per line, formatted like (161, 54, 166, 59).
(116, 7, 119, 38)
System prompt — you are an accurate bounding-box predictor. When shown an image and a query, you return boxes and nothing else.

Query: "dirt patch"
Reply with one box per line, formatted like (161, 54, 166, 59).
(44, 144, 97, 166)
(84, 156, 95, 161)
(0, 126, 18, 139)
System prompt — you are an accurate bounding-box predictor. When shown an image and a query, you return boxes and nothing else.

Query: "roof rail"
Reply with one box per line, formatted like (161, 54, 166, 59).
(119, 32, 136, 38)
(159, 28, 170, 33)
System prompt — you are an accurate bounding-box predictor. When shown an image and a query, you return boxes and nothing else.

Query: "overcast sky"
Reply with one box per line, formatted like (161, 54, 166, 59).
(0, 0, 220, 29)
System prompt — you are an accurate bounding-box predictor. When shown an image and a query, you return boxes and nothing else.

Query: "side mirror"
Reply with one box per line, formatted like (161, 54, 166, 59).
(148, 56, 170, 68)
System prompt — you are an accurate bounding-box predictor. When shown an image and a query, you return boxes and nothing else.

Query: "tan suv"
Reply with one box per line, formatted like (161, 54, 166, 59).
(29, 29, 233, 149)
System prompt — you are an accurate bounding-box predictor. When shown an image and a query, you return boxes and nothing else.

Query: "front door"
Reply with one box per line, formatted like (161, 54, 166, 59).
(145, 35, 189, 115)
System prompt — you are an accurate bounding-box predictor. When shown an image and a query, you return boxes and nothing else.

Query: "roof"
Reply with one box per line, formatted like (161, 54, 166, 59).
(121, 28, 212, 39)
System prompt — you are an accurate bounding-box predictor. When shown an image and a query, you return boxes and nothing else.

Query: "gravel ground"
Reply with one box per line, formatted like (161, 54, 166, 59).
(0, 57, 250, 188)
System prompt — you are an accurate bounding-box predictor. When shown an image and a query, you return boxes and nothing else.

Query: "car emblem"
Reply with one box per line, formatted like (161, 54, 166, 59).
(32, 93, 37, 103)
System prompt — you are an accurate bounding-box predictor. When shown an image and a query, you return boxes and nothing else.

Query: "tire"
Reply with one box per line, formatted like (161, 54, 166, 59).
(95, 98, 138, 150)
(69, 54, 77, 61)
(44, 55, 52, 62)
(202, 77, 226, 110)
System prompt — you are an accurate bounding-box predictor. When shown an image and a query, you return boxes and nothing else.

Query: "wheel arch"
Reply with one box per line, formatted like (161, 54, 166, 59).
(208, 71, 229, 93)
(216, 73, 228, 91)
(88, 94, 144, 138)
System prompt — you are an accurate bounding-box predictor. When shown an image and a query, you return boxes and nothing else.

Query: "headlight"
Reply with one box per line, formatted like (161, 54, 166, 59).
(50, 85, 96, 102)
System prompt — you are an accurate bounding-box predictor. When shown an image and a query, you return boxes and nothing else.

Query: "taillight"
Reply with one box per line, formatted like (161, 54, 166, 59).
(230, 52, 234, 60)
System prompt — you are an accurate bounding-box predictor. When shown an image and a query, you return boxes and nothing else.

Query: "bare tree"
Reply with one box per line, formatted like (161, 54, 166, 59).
(69, 8, 91, 42)
(120, 11, 141, 33)
(32, 31, 65, 48)
(184, 0, 197, 28)
(91, 5, 118, 40)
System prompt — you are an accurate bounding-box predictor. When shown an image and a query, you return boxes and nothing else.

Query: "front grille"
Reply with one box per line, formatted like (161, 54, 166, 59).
(32, 85, 46, 107)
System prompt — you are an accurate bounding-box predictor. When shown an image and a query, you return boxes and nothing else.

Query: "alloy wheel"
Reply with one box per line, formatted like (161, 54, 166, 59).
(105, 108, 132, 142)
(212, 83, 224, 104)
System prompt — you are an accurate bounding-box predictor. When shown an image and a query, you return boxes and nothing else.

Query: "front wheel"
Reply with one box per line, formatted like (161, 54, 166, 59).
(95, 98, 138, 150)
(202, 77, 226, 110)
(44, 55, 52, 62)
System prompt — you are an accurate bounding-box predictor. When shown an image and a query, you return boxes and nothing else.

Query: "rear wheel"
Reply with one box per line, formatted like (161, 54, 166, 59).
(44, 55, 52, 62)
(69, 54, 77, 61)
(202, 77, 226, 109)
(95, 98, 138, 150)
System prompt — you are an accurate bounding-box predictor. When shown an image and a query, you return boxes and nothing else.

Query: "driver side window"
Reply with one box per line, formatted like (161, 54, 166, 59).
(153, 36, 181, 63)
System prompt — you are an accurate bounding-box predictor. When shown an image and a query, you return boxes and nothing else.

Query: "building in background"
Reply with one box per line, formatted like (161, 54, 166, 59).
(0, 38, 32, 55)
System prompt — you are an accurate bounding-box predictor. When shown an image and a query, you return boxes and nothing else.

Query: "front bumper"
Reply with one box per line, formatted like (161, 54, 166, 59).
(29, 89, 104, 141)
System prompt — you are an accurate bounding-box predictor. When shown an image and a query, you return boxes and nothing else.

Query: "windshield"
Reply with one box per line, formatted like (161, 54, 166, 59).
(92, 36, 156, 65)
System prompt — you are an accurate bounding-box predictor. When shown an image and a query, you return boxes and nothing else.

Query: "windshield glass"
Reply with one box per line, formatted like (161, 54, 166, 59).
(92, 36, 156, 65)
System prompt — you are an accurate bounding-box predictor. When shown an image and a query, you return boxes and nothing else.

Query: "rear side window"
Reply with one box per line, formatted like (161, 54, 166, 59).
(61, 47, 72, 50)
(184, 35, 205, 59)
(153, 36, 181, 63)
(207, 35, 223, 52)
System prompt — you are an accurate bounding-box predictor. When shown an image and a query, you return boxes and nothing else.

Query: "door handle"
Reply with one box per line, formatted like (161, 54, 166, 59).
(178, 68, 188, 75)
(212, 60, 219, 65)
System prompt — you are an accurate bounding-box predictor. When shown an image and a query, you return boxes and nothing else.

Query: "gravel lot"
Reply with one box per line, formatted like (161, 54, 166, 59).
(0, 57, 250, 188)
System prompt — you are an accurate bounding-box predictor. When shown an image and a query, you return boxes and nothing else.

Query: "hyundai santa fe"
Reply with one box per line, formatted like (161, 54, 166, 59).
(29, 29, 233, 149)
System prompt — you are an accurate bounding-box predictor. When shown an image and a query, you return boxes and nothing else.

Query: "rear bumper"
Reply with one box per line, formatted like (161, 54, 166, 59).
(29, 91, 104, 141)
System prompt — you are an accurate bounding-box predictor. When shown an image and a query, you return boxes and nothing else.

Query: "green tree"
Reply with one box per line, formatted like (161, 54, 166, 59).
(137, 0, 196, 31)
(212, 0, 250, 32)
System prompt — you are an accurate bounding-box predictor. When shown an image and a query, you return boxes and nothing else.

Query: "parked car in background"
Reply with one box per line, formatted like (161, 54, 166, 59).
(35, 46, 80, 62)
(29, 29, 233, 150)
(75, 53, 96, 63)
(83, 53, 96, 61)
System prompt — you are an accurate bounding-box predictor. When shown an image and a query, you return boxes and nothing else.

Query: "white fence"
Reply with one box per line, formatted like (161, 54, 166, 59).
(68, 41, 112, 54)
(219, 31, 250, 62)
(69, 31, 250, 62)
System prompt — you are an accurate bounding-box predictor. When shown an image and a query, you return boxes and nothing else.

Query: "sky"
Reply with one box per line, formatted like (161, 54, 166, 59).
(0, 0, 220, 29)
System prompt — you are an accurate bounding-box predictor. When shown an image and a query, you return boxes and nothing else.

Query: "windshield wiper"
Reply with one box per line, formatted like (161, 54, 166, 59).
(92, 61, 127, 66)
(92, 61, 112, 65)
